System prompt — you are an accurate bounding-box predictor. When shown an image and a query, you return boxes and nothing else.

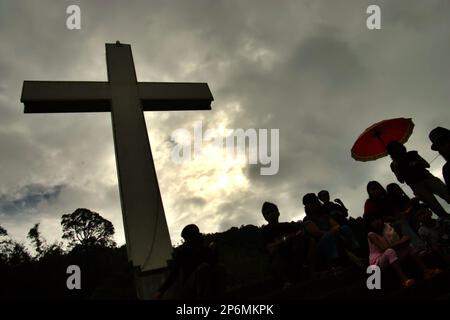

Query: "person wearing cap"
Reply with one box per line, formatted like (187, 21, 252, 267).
(154, 224, 225, 299)
(261, 201, 316, 285)
(429, 126, 450, 192)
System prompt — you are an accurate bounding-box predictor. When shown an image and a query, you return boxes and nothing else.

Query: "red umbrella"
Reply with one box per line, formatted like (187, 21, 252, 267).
(351, 118, 414, 161)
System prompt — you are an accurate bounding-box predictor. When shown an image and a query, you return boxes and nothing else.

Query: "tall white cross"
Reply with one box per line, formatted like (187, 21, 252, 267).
(20, 42, 213, 272)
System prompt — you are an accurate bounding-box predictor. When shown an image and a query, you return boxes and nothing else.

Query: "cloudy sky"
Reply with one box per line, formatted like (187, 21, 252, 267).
(1, 0, 449, 250)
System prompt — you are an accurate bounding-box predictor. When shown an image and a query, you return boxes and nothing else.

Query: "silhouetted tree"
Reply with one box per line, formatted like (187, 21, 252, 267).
(0, 225, 8, 263)
(27, 223, 45, 257)
(61, 208, 116, 248)
(0, 225, 7, 237)
(0, 225, 31, 266)
(7, 242, 31, 266)
(27, 223, 64, 259)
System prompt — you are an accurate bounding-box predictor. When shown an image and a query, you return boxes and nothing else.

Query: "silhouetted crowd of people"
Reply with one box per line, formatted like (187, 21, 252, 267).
(155, 126, 450, 299)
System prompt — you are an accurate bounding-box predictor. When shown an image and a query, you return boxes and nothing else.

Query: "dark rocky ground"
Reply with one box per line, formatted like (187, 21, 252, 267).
(227, 266, 450, 300)
(2, 222, 449, 300)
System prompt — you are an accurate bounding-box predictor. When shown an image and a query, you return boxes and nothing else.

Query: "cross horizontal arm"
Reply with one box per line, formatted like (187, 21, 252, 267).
(21, 81, 111, 113)
(139, 82, 213, 111)
(21, 81, 214, 113)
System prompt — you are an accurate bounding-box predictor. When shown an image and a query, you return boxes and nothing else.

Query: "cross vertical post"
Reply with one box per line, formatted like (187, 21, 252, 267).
(106, 43, 172, 271)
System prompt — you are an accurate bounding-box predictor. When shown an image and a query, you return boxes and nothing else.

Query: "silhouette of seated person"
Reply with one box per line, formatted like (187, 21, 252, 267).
(261, 201, 315, 285)
(318, 190, 349, 226)
(302, 193, 359, 270)
(154, 224, 225, 299)
(386, 183, 412, 215)
(366, 214, 441, 288)
(364, 181, 396, 223)
(415, 204, 450, 263)
(386, 183, 426, 251)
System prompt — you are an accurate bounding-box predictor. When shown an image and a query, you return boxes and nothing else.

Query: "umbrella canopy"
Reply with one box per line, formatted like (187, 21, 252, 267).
(351, 118, 414, 161)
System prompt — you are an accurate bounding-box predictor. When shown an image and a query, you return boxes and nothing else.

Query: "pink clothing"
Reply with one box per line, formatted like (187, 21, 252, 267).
(368, 232, 416, 269)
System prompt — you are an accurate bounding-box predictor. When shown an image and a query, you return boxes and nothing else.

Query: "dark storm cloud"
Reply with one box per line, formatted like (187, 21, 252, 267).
(287, 34, 365, 90)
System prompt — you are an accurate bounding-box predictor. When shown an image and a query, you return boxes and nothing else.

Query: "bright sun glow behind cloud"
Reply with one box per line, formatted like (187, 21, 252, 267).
(145, 104, 254, 244)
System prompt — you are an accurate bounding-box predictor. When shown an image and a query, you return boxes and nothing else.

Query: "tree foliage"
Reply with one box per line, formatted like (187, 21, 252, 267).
(0, 225, 7, 237)
(27, 223, 45, 256)
(0, 215, 134, 299)
(0, 225, 31, 266)
(27, 223, 64, 259)
(61, 208, 116, 248)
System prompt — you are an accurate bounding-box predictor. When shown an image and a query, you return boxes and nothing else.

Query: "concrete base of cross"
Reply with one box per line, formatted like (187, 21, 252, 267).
(134, 268, 167, 300)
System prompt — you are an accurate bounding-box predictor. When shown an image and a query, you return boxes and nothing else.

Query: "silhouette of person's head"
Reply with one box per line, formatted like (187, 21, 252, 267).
(318, 190, 330, 203)
(367, 181, 387, 200)
(262, 202, 280, 225)
(387, 141, 407, 160)
(302, 193, 322, 216)
(181, 224, 202, 243)
(386, 183, 407, 198)
(429, 127, 450, 161)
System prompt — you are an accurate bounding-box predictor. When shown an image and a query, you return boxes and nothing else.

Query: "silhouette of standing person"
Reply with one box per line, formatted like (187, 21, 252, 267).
(154, 224, 225, 300)
(387, 141, 450, 218)
(429, 127, 450, 192)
